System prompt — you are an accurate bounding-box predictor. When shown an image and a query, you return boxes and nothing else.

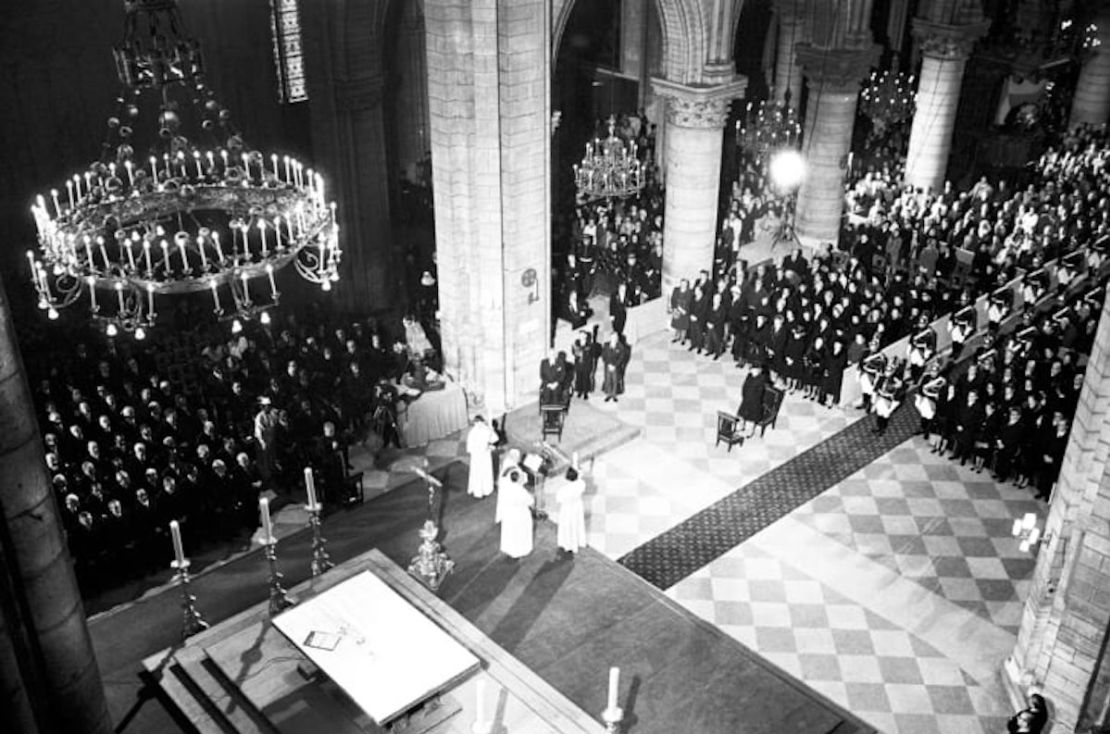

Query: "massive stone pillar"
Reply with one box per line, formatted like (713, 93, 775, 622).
(1005, 291, 1110, 731)
(902, 20, 986, 193)
(390, 0, 431, 181)
(772, 1, 805, 107)
(0, 276, 111, 734)
(653, 78, 746, 292)
(425, 0, 551, 415)
(303, 3, 395, 313)
(1071, 8, 1110, 128)
(794, 45, 878, 247)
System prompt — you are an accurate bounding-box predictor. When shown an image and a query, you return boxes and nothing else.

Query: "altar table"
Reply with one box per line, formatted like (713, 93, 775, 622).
(399, 381, 469, 447)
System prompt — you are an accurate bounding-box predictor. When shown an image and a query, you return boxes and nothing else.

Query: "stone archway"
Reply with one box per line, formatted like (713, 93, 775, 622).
(553, 0, 707, 85)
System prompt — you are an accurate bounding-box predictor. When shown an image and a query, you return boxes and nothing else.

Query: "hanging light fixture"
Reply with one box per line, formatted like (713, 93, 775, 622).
(574, 115, 645, 201)
(735, 99, 802, 157)
(858, 69, 917, 134)
(27, 0, 339, 338)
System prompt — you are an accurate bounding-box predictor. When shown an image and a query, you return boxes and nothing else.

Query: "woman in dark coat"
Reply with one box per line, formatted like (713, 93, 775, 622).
(687, 285, 708, 353)
(670, 279, 692, 344)
(737, 364, 768, 435)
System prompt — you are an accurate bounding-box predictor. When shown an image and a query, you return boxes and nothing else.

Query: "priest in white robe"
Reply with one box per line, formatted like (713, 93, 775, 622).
(495, 448, 522, 524)
(556, 467, 587, 554)
(465, 416, 497, 498)
(499, 469, 534, 558)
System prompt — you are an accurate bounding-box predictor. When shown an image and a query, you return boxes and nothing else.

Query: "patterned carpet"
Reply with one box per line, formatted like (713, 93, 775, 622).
(618, 403, 918, 590)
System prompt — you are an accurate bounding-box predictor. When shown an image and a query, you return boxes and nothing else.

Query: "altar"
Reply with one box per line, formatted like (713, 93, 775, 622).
(398, 381, 469, 447)
(144, 549, 605, 734)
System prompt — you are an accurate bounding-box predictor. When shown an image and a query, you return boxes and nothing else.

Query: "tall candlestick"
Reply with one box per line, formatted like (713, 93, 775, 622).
(607, 667, 619, 710)
(260, 497, 273, 541)
(143, 240, 152, 273)
(26, 252, 37, 290)
(170, 520, 185, 565)
(116, 283, 125, 312)
(88, 279, 98, 310)
(98, 240, 111, 270)
(66, 180, 75, 209)
(213, 231, 224, 262)
(271, 153, 279, 178)
(267, 265, 277, 298)
(259, 222, 269, 256)
(305, 467, 317, 508)
(160, 240, 170, 273)
(178, 240, 188, 271)
(193, 151, 202, 178)
(475, 678, 488, 725)
(197, 237, 208, 269)
(284, 156, 291, 182)
(147, 283, 154, 315)
(149, 156, 158, 182)
(210, 281, 220, 311)
(51, 189, 61, 216)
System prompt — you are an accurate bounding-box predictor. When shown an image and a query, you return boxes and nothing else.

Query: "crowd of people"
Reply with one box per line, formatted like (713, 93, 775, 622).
(554, 112, 664, 330)
(914, 274, 1103, 500)
(32, 309, 436, 595)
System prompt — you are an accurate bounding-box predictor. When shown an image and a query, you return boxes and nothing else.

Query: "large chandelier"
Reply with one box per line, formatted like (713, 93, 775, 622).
(573, 116, 644, 200)
(858, 69, 917, 130)
(27, 0, 339, 339)
(736, 99, 802, 157)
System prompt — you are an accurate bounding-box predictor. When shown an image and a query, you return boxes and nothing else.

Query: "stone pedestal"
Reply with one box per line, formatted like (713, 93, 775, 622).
(1005, 291, 1110, 731)
(1071, 11, 1110, 129)
(902, 20, 986, 194)
(652, 78, 746, 293)
(425, 0, 551, 415)
(794, 45, 878, 247)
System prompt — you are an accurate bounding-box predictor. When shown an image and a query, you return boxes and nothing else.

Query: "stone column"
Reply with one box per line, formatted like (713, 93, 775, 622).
(772, 5, 804, 107)
(425, 0, 551, 415)
(903, 20, 986, 194)
(652, 78, 746, 293)
(0, 276, 111, 734)
(1071, 9, 1110, 128)
(1005, 291, 1110, 731)
(794, 45, 878, 247)
(301, 4, 395, 313)
(334, 74, 395, 312)
(391, 0, 431, 179)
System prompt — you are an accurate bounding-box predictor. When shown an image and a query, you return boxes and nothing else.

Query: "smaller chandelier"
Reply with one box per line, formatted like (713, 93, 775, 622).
(735, 99, 801, 156)
(574, 116, 644, 201)
(27, 0, 339, 338)
(858, 69, 917, 129)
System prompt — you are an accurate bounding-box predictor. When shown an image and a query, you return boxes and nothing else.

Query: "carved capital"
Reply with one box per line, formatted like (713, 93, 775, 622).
(795, 43, 881, 94)
(652, 77, 748, 129)
(911, 18, 989, 60)
(334, 74, 384, 112)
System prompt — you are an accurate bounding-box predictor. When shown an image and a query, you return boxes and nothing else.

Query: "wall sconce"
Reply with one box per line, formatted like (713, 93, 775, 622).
(1012, 512, 1048, 552)
(521, 268, 539, 305)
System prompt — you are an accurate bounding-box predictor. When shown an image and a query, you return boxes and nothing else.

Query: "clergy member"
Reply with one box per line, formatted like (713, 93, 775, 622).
(555, 466, 587, 555)
(499, 469, 534, 559)
(465, 416, 497, 498)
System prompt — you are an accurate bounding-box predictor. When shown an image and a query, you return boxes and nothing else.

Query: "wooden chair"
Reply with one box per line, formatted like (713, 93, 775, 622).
(715, 411, 745, 452)
(541, 405, 566, 443)
(755, 386, 785, 437)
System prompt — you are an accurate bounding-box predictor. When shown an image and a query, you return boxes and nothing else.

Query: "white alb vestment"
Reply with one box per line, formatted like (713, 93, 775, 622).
(465, 422, 497, 498)
(499, 477, 534, 558)
(555, 477, 587, 553)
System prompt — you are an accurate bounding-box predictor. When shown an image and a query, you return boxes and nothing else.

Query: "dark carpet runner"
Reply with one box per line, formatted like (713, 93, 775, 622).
(619, 403, 918, 590)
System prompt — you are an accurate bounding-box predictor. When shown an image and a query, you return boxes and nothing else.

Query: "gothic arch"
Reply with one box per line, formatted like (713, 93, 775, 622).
(552, 0, 708, 85)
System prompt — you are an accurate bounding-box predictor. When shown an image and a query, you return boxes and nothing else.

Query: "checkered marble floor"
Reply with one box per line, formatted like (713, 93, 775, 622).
(664, 434, 1044, 734)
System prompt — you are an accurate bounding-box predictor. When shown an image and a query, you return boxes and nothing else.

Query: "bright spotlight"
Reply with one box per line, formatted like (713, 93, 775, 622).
(769, 149, 806, 191)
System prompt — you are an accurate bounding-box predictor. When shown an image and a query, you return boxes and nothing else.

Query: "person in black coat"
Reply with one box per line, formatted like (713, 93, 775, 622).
(704, 293, 726, 360)
(737, 364, 768, 437)
(609, 282, 632, 336)
(822, 340, 848, 408)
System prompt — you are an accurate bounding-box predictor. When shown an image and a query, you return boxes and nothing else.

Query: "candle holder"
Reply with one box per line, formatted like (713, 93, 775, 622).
(408, 520, 454, 592)
(171, 559, 209, 640)
(305, 502, 334, 576)
(261, 537, 296, 616)
(601, 706, 624, 734)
